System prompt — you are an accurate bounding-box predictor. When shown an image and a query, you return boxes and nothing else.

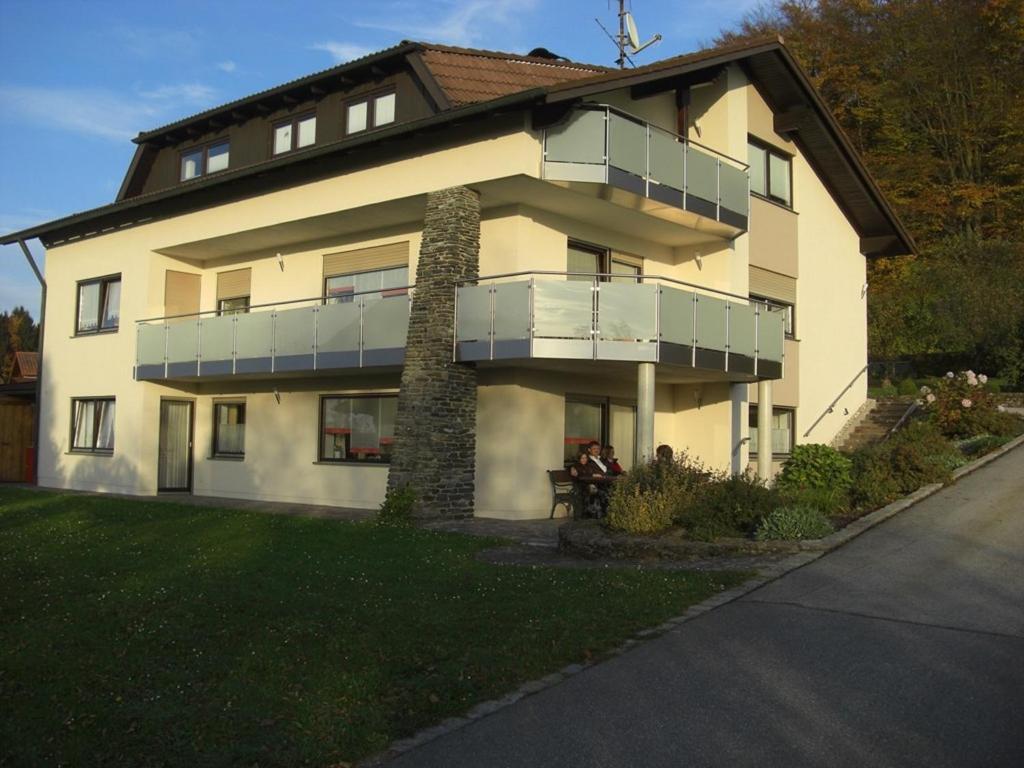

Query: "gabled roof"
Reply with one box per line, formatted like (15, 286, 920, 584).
(10, 351, 38, 382)
(0, 37, 913, 256)
(133, 41, 602, 144)
(418, 44, 605, 107)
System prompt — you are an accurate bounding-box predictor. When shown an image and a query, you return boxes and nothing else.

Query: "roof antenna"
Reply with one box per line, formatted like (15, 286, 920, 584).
(595, 0, 662, 69)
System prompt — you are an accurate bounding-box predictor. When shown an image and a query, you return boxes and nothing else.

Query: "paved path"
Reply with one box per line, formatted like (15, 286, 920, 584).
(385, 445, 1024, 767)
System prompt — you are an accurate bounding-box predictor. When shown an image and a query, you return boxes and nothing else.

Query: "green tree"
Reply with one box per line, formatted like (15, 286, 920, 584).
(1, 306, 39, 382)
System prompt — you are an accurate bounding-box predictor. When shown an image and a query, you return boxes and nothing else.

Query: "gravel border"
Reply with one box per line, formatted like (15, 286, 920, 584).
(359, 433, 1024, 767)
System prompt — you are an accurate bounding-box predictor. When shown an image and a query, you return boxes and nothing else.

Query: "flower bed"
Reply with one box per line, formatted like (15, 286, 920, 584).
(563, 371, 1023, 560)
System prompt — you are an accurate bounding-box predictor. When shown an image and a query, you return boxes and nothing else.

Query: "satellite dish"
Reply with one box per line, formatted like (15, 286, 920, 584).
(624, 12, 640, 50)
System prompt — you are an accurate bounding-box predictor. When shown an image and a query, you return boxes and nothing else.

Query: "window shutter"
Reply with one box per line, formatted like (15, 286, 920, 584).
(164, 271, 200, 318)
(749, 266, 796, 304)
(216, 268, 252, 300)
(323, 241, 410, 278)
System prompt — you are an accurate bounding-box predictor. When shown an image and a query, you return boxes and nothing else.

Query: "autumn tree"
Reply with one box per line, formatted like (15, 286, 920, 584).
(1, 307, 39, 383)
(717, 0, 1024, 384)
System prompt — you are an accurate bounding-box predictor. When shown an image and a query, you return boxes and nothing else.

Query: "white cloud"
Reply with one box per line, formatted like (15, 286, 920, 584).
(217, 60, 237, 73)
(353, 0, 538, 47)
(309, 41, 377, 63)
(0, 82, 218, 143)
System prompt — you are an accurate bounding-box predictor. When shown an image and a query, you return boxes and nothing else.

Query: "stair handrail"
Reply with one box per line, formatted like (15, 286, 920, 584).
(803, 365, 868, 438)
(882, 400, 919, 442)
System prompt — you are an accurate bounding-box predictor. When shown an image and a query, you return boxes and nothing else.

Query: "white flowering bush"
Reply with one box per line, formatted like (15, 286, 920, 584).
(919, 370, 997, 438)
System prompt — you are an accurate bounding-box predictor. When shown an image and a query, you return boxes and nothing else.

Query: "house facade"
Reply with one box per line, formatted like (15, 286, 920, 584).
(1, 38, 912, 518)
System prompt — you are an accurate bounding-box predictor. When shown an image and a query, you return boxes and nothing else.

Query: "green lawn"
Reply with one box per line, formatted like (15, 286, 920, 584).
(0, 489, 747, 767)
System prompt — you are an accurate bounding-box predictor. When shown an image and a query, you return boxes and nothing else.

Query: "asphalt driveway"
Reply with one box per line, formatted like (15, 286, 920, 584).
(385, 445, 1024, 767)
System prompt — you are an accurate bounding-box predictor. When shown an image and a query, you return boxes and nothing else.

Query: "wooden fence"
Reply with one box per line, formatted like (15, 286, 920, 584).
(0, 401, 34, 482)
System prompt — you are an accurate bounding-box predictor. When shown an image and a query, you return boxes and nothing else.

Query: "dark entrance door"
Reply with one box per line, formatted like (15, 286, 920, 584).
(158, 400, 193, 492)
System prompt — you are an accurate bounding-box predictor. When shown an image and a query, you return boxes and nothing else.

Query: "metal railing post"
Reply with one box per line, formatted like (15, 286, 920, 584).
(716, 157, 722, 222)
(231, 315, 238, 375)
(724, 301, 730, 373)
(452, 283, 459, 363)
(753, 303, 760, 377)
(358, 296, 365, 368)
(313, 306, 319, 371)
(528, 277, 536, 358)
(488, 283, 496, 360)
(604, 107, 610, 183)
(270, 312, 277, 373)
(195, 316, 202, 377)
(691, 293, 698, 368)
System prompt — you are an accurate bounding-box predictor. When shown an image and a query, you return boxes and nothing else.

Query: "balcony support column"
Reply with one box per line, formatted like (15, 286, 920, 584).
(637, 362, 656, 462)
(757, 378, 773, 484)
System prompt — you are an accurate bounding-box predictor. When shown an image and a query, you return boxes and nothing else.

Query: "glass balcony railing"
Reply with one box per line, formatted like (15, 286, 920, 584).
(135, 289, 411, 380)
(455, 272, 785, 378)
(542, 105, 749, 232)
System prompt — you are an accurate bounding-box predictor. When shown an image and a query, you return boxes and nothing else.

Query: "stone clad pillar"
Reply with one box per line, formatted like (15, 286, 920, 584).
(387, 186, 480, 518)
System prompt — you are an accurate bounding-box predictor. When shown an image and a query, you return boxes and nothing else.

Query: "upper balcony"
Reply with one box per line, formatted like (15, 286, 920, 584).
(542, 105, 749, 239)
(455, 272, 785, 381)
(135, 289, 410, 381)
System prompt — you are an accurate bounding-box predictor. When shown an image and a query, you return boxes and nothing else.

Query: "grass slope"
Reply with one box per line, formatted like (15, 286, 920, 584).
(0, 489, 747, 766)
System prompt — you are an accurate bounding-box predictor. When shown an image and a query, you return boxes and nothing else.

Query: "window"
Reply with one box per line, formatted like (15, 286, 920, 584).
(76, 275, 121, 334)
(345, 90, 396, 134)
(325, 266, 409, 303)
(180, 140, 230, 181)
(750, 294, 795, 338)
(563, 396, 636, 470)
(567, 242, 641, 283)
(749, 406, 794, 456)
(273, 113, 317, 155)
(71, 398, 116, 453)
(213, 402, 245, 457)
(320, 395, 397, 463)
(747, 139, 792, 207)
(218, 296, 250, 315)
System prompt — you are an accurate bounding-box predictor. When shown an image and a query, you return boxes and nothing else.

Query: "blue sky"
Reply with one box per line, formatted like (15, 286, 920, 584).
(0, 0, 758, 316)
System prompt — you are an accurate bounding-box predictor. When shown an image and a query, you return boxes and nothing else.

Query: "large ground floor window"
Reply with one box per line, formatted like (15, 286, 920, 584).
(749, 405, 795, 456)
(320, 395, 397, 463)
(71, 398, 116, 453)
(563, 396, 636, 470)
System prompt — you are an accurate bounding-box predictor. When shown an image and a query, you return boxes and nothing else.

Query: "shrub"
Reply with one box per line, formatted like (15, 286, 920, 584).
(775, 444, 853, 495)
(955, 434, 1009, 458)
(919, 370, 999, 438)
(977, 409, 1024, 438)
(376, 485, 416, 527)
(605, 485, 674, 535)
(849, 421, 962, 510)
(680, 472, 780, 541)
(777, 485, 851, 516)
(756, 505, 835, 541)
(605, 452, 712, 534)
(897, 377, 919, 397)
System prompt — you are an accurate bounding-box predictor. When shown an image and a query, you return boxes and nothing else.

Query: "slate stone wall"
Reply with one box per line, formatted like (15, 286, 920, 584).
(387, 186, 480, 517)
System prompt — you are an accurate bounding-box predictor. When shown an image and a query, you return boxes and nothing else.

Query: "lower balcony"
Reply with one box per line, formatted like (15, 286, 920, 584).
(455, 273, 785, 380)
(135, 291, 410, 381)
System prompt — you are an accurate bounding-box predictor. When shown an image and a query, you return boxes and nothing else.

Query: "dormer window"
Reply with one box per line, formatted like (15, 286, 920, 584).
(180, 140, 229, 181)
(345, 90, 396, 135)
(273, 113, 317, 155)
